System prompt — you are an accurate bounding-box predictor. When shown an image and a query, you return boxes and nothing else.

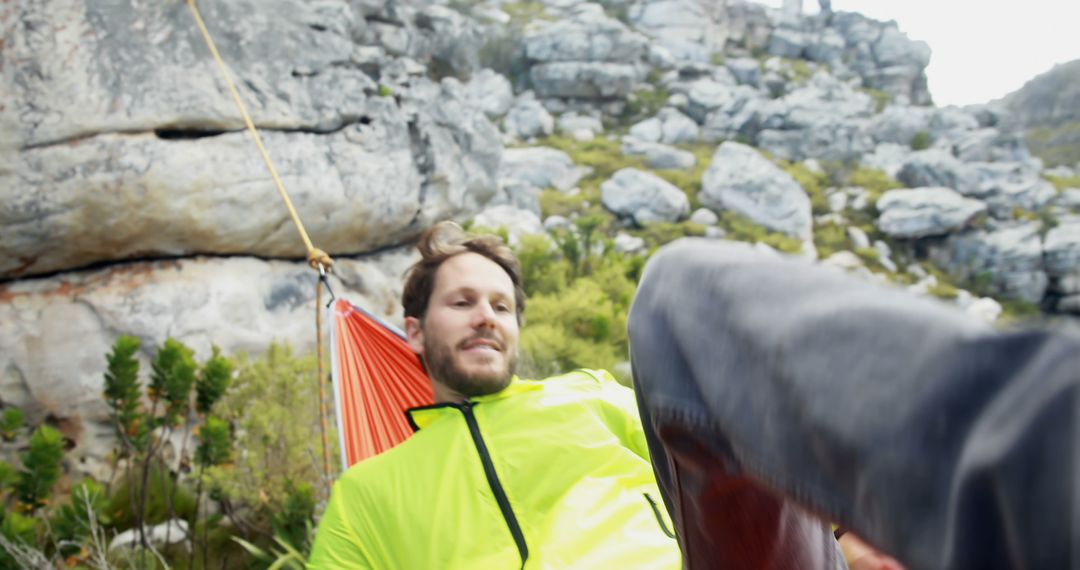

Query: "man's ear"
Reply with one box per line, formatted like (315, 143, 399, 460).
(404, 316, 425, 355)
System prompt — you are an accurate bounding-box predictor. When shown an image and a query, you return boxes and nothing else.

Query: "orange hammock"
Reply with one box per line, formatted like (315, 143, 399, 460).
(329, 298, 434, 468)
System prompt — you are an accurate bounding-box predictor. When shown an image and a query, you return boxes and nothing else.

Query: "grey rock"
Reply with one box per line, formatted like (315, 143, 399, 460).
(465, 69, 515, 118)
(629, 117, 664, 142)
(656, 108, 701, 144)
(543, 215, 572, 230)
(700, 142, 812, 240)
(1043, 217, 1080, 281)
(613, 232, 647, 254)
(970, 162, 1057, 218)
(530, 62, 642, 99)
(767, 28, 808, 59)
(558, 114, 604, 136)
(689, 208, 719, 226)
(504, 98, 555, 139)
(862, 143, 911, 178)
(472, 205, 545, 246)
(629, 0, 729, 58)
(726, 58, 762, 87)
(601, 168, 690, 225)
(621, 138, 696, 170)
(489, 178, 542, 216)
(897, 150, 982, 195)
(939, 223, 1048, 303)
(847, 226, 871, 249)
(876, 187, 987, 238)
(3, 84, 501, 279)
(523, 7, 648, 64)
(500, 147, 584, 192)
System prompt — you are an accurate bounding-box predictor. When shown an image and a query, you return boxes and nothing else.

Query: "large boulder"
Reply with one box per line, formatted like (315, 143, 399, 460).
(472, 205, 545, 246)
(503, 96, 555, 139)
(897, 150, 982, 195)
(938, 223, 1048, 304)
(600, 168, 689, 225)
(1, 0, 504, 280)
(629, 108, 700, 144)
(464, 69, 515, 118)
(700, 142, 812, 240)
(1043, 217, 1080, 312)
(2, 85, 502, 280)
(831, 12, 931, 105)
(969, 162, 1057, 219)
(0, 249, 416, 479)
(876, 187, 987, 238)
(500, 147, 584, 192)
(523, 5, 648, 99)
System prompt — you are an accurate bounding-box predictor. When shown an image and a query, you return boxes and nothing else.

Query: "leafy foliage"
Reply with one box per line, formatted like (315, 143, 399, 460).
(910, 130, 934, 151)
(718, 211, 803, 253)
(104, 335, 146, 452)
(196, 346, 233, 415)
(16, 425, 64, 511)
(0, 408, 24, 442)
(150, 338, 198, 425)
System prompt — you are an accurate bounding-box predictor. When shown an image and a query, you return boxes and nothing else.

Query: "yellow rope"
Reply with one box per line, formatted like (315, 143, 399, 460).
(186, 0, 332, 272)
(186, 0, 335, 489)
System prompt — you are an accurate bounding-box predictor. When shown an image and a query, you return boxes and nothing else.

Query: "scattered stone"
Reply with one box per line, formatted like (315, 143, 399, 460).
(500, 147, 584, 192)
(504, 97, 555, 140)
(614, 232, 647, 254)
(876, 187, 987, 238)
(700, 142, 813, 240)
(472, 205, 545, 246)
(621, 138, 696, 170)
(601, 168, 690, 225)
(689, 208, 719, 226)
(847, 226, 871, 249)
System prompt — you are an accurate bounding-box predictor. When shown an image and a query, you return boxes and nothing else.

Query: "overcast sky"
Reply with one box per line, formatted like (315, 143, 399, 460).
(756, 0, 1080, 107)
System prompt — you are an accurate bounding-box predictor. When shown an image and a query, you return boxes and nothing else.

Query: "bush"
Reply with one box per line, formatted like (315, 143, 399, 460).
(910, 130, 934, 151)
(205, 343, 332, 541)
(814, 222, 849, 259)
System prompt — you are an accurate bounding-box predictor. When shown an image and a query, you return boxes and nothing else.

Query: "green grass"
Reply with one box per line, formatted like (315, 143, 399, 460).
(1025, 122, 1080, 168)
(719, 211, 803, 253)
(1045, 174, 1080, 192)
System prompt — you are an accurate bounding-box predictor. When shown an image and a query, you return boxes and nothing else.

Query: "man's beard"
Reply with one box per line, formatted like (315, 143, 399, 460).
(424, 331, 516, 398)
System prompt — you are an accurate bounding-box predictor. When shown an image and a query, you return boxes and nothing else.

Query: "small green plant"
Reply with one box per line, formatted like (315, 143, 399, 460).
(778, 159, 830, 215)
(15, 425, 64, 512)
(0, 408, 24, 443)
(620, 87, 671, 125)
(1045, 174, 1080, 192)
(926, 281, 960, 300)
(377, 85, 393, 98)
(910, 130, 934, 151)
(814, 222, 849, 258)
(630, 221, 707, 250)
(861, 88, 892, 113)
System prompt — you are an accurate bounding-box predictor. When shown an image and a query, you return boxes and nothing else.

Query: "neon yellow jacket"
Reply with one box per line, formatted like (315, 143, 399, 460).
(308, 370, 681, 569)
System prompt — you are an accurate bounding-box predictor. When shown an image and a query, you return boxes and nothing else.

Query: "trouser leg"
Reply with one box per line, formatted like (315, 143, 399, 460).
(628, 239, 1080, 569)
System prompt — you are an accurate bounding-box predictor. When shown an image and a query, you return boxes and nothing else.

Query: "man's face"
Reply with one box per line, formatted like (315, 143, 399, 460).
(405, 252, 520, 402)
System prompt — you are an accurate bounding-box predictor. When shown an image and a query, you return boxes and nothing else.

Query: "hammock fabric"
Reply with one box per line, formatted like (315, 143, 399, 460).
(329, 298, 434, 468)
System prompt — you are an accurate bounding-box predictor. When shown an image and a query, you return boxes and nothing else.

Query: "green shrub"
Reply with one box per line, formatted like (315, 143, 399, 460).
(206, 344, 333, 531)
(779, 160, 830, 215)
(0, 408, 24, 442)
(926, 281, 959, 300)
(847, 166, 903, 205)
(630, 221, 707, 250)
(1045, 174, 1080, 192)
(15, 425, 64, 511)
(654, 143, 715, 209)
(620, 87, 670, 125)
(910, 130, 934, 151)
(814, 222, 849, 258)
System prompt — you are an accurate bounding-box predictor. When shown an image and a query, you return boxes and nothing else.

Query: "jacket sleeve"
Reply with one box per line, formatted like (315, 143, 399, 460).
(580, 368, 652, 461)
(308, 480, 375, 569)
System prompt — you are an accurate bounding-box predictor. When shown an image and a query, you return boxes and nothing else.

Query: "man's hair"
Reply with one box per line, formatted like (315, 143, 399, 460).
(402, 222, 526, 325)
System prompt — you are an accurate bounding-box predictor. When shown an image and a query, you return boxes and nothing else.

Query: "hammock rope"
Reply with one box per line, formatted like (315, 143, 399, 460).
(185, 0, 334, 490)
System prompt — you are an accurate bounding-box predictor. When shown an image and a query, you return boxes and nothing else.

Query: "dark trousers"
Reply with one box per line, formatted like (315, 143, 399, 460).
(628, 239, 1080, 569)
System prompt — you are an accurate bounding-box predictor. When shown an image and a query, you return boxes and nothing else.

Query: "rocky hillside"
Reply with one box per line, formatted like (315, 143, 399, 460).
(1002, 58, 1080, 168)
(3, 0, 1080, 480)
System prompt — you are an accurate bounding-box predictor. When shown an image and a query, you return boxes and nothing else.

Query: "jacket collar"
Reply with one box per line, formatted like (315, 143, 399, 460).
(406, 377, 540, 431)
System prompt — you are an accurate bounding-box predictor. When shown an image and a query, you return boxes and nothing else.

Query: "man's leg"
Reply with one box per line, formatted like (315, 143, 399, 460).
(628, 239, 1080, 569)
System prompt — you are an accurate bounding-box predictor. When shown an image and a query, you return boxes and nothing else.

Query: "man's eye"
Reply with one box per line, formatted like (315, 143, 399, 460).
(494, 304, 511, 313)
(453, 300, 471, 307)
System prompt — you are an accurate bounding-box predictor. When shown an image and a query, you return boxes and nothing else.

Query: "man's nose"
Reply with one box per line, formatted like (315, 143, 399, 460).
(471, 302, 497, 329)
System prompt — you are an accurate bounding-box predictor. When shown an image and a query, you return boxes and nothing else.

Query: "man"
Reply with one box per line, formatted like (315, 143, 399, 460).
(307, 222, 682, 568)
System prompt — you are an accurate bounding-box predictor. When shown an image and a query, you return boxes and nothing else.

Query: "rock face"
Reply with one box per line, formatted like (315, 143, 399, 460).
(938, 223, 1048, 303)
(1, 2, 503, 280)
(700, 142, 812, 240)
(500, 147, 584, 192)
(0, 249, 417, 476)
(601, 168, 689, 225)
(523, 5, 648, 99)
(1002, 58, 1080, 167)
(876, 187, 987, 238)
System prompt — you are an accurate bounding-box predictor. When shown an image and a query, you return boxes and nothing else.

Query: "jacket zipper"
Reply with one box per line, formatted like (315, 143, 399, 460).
(460, 400, 529, 569)
(644, 492, 676, 538)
